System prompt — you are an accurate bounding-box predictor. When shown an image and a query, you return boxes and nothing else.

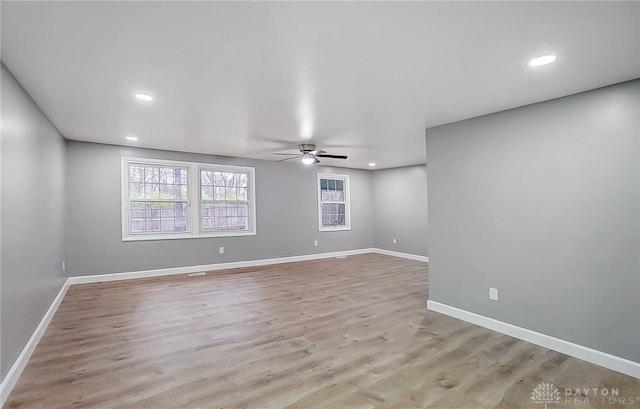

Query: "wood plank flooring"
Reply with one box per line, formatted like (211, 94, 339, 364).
(4, 254, 639, 408)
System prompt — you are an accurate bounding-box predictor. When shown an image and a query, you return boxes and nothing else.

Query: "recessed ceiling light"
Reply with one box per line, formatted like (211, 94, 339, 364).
(369, 162, 376, 167)
(134, 93, 153, 101)
(529, 55, 557, 67)
(126, 136, 138, 141)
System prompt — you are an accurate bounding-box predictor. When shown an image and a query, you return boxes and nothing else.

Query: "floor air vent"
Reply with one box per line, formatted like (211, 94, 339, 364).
(188, 272, 206, 277)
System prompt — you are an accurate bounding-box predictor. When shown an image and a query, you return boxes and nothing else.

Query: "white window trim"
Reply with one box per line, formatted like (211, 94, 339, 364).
(317, 172, 351, 232)
(197, 163, 256, 239)
(121, 157, 257, 241)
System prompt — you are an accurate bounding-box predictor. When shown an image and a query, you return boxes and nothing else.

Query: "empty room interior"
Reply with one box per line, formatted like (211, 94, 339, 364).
(1, 1, 639, 408)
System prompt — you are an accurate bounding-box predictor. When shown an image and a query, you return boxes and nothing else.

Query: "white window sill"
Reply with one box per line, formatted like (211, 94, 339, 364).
(319, 226, 351, 232)
(122, 230, 257, 241)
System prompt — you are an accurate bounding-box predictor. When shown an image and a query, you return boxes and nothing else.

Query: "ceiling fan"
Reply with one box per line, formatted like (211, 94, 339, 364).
(273, 144, 348, 165)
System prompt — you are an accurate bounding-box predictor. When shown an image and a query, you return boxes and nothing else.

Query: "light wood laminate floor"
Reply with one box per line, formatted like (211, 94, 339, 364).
(5, 254, 639, 408)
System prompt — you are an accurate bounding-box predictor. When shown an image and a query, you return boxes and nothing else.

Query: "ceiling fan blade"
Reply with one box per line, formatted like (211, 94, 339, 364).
(308, 149, 326, 156)
(273, 152, 301, 156)
(276, 155, 302, 162)
(314, 157, 321, 164)
(317, 154, 348, 159)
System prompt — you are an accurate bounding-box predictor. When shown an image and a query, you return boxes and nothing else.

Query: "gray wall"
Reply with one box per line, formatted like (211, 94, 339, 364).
(426, 80, 640, 363)
(1, 64, 67, 379)
(66, 141, 374, 276)
(373, 165, 428, 256)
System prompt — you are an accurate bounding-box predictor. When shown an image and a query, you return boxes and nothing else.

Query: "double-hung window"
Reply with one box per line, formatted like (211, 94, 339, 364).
(317, 173, 351, 231)
(200, 168, 251, 232)
(127, 162, 190, 235)
(122, 157, 256, 240)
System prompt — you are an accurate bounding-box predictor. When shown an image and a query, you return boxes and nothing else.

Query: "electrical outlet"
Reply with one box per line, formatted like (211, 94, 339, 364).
(62, 261, 66, 271)
(314, 240, 318, 247)
(489, 287, 499, 301)
(219, 246, 224, 254)
(392, 238, 397, 245)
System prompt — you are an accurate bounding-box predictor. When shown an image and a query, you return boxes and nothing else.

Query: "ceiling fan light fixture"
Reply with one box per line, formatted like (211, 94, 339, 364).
(301, 154, 316, 165)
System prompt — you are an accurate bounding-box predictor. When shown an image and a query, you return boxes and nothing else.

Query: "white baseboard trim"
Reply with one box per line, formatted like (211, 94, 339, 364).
(68, 248, 429, 285)
(68, 248, 377, 285)
(427, 300, 640, 379)
(373, 248, 429, 263)
(0, 279, 70, 407)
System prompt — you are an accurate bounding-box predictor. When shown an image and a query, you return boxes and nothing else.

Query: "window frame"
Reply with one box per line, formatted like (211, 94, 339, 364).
(198, 164, 256, 238)
(317, 172, 351, 232)
(121, 157, 256, 241)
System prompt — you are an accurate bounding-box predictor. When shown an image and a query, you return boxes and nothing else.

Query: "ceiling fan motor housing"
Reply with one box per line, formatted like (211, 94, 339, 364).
(298, 143, 316, 153)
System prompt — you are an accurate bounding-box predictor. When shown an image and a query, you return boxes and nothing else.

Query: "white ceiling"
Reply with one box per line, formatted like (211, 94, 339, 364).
(2, 2, 639, 169)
